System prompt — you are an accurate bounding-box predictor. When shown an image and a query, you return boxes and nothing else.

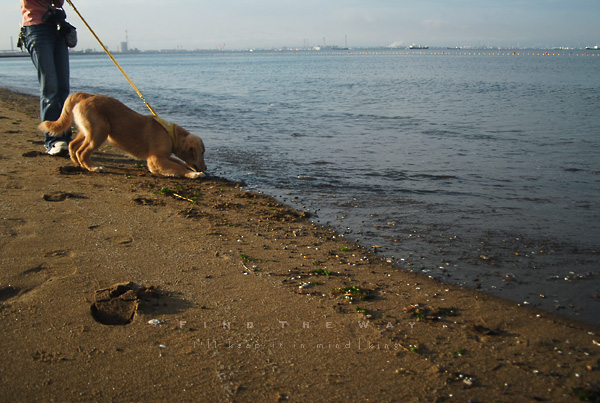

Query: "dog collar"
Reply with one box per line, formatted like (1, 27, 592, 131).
(154, 116, 178, 153)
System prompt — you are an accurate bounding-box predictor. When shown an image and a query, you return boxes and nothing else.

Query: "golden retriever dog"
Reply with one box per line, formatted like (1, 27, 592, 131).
(39, 92, 207, 179)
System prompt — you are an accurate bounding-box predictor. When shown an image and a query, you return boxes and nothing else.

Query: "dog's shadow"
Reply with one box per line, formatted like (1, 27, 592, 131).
(138, 289, 196, 317)
(94, 149, 143, 167)
(59, 147, 147, 176)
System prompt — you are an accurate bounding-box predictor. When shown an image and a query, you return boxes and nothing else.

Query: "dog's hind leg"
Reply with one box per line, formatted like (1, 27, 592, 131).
(68, 132, 85, 167)
(76, 139, 107, 172)
(73, 128, 109, 173)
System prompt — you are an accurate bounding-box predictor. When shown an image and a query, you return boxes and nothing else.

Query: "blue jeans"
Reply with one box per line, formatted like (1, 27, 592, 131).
(22, 24, 71, 150)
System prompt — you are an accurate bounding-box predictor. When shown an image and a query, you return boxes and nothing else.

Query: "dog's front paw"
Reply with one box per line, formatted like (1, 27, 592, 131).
(186, 171, 206, 179)
(91, 166, 106, 173)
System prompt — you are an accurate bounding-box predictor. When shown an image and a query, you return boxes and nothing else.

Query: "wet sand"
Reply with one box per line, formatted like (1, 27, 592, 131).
(1, 88, 599, 401)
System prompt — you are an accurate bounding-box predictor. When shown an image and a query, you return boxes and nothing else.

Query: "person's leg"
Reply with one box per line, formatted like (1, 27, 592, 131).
(52, 32, 72, 145)
(23, 25, 70, 151)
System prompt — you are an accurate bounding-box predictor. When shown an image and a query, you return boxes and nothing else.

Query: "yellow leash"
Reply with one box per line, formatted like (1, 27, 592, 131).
(64, 0, 157, 117)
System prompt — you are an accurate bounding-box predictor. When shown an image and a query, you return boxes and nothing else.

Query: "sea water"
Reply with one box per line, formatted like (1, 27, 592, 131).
(1, 50, 598, 325)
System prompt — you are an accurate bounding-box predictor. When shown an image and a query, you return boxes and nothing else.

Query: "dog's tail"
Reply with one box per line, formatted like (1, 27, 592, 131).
(38, 92, 94, 136)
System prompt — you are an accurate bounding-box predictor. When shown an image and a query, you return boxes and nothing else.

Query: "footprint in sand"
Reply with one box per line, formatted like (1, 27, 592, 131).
(91, 283, 139, 325)
(132, 197, 165, 206)
(20, 263, 51, 276)
(42, 191, 87, 202)
(44, 249, 72, 258)
(58, 166, 87, 175)
(9, 260, 78, 302)
(0, 285, 20, 301)
(90, 282, 159, 326)
(22, 151, 46, 158)
(101, 234, 134, 246)
(15, 264, 56, 294)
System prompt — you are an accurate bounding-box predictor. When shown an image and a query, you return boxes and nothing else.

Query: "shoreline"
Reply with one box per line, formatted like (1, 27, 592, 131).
(1, 88, 599, 401)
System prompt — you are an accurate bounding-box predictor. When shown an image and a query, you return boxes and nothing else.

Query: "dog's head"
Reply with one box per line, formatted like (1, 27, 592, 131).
(175, 128, 207, 173)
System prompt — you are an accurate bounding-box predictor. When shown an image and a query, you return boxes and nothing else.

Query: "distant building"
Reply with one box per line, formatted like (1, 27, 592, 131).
(119, 42, 128, 53)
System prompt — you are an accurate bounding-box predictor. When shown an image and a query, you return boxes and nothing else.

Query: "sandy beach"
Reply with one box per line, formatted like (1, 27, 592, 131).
(1, 87, 599, 402)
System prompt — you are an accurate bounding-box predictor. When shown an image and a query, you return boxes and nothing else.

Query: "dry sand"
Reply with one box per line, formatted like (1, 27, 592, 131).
(1, 88, 599, 402)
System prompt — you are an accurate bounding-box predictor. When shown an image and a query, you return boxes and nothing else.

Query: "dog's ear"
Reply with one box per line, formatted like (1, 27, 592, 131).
(188, 138, 205, 159)
(184, 140, 197, 160)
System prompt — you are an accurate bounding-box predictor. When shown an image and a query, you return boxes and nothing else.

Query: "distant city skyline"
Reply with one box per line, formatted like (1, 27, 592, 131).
(2, 0, 599, 52)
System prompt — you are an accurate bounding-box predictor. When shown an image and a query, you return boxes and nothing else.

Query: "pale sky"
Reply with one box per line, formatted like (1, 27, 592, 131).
(2, 0, 599, 51)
